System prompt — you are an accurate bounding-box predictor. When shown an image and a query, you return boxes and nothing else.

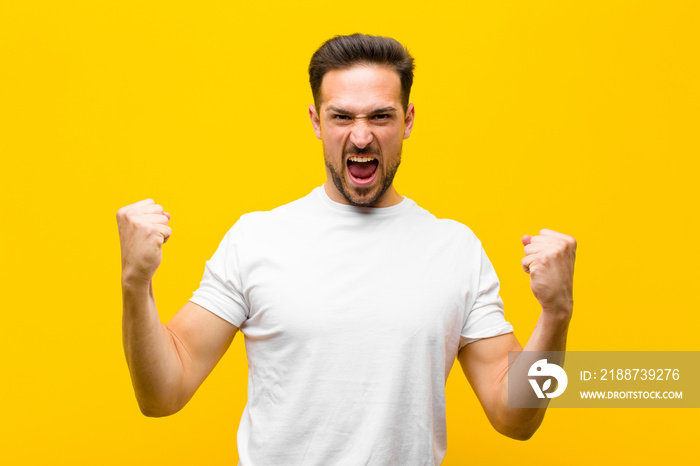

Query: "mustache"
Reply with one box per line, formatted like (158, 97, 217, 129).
(344, 145, 380, 157)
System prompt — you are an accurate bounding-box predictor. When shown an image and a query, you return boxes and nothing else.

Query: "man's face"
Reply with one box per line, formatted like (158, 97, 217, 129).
(309, 65, 415, 207)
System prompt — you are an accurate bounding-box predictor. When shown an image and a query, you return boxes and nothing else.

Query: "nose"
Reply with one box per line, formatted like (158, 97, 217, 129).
(349, 120, 374, 149)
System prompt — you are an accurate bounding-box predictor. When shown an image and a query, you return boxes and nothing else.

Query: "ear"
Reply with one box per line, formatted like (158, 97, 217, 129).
(309, 104, 322, 140)
(403, 103, 415, 139)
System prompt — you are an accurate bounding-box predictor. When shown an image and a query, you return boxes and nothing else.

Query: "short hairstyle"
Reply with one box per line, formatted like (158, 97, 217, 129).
(308, 33, 415, 113)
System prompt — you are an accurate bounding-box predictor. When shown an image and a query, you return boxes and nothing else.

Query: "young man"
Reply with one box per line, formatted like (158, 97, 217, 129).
(117, 34, 576, 465)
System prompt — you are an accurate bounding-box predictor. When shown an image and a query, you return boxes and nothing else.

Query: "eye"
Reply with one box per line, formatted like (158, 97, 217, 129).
(372, 114, 390, 121)
(332, 114, 351, 121)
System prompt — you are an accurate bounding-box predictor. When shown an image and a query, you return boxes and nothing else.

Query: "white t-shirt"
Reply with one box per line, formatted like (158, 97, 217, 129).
(191, 186, 514, 465)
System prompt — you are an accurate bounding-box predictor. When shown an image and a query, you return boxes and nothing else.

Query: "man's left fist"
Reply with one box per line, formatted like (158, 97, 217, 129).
(521, 229, 577, 316)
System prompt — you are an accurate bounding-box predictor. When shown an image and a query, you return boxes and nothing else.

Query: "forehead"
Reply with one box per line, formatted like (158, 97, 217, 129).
(320, 65, 401, 114)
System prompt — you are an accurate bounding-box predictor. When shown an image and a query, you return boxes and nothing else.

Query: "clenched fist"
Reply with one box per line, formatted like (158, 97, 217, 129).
(117, 199, 172, 284)
(521, 229, 577, 317)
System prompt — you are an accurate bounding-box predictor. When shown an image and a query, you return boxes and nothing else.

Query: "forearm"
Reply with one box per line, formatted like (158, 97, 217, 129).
(523, 307, 571, 352)
(121, 277, 186, 416)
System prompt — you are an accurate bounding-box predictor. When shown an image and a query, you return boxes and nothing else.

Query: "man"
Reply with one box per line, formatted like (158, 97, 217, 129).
(117, 34, 576, 465)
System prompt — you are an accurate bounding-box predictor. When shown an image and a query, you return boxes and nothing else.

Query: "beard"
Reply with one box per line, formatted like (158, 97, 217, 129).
(324, 144, 402, 207)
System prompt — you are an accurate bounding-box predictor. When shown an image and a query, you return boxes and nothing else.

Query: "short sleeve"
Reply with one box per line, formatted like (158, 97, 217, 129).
(190, 223, 249, 327)
(459, 245, 514, 348)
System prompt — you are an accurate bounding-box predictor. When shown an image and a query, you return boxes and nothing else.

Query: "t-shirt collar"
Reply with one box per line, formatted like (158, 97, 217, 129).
(315, 185, 413, 216)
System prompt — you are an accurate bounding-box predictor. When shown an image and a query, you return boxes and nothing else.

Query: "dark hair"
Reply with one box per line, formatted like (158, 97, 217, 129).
(308, 33, 415, 112)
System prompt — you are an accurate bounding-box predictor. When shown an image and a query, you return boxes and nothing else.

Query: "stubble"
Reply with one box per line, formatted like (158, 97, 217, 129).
(324, 145, 402, 207)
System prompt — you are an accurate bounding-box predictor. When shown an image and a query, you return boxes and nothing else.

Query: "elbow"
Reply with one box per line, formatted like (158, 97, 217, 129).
(137, 398, 183, 418)
(132, 380, 189, 417)
(139, 406, 175, 418)
(498, 425, 538, 441)
(492, 412, 543, 441)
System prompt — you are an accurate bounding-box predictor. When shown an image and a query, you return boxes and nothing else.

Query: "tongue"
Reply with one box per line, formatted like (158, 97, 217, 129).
(347, 160, 378, 179)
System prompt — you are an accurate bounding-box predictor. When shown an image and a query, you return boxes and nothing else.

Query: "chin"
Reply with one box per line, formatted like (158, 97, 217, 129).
(342, 183, 383, 207)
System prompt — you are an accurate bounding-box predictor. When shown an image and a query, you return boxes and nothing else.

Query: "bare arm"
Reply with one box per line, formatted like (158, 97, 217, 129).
(122, 286, 238, 416)
(118, 200, 238, 417)
(458, 229, 576, 440)
(458, 312, 570, 440)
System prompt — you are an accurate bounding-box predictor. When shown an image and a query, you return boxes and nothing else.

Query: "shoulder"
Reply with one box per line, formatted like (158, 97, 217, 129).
(409, 202, 482, 249)
(223, 189, 320, 238)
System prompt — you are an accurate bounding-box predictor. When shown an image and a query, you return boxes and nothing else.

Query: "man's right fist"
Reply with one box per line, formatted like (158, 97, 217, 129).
(116, 199, 172, 284)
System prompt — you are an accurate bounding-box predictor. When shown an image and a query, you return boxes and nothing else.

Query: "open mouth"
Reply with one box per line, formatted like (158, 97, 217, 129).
(346, 156, 379, 185)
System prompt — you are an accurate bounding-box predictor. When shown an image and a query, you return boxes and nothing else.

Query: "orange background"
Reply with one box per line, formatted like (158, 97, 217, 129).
(1, 1, 698, 464)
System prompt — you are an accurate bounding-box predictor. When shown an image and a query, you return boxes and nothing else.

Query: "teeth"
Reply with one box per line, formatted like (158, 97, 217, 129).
(348, 156, 375, 162)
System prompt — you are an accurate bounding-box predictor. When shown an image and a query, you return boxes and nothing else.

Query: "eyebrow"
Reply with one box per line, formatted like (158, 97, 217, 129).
(326, 106, 397, 115)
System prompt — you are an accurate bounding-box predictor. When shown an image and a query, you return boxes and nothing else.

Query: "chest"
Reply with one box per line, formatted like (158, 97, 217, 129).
(238, 229, 472, 354)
